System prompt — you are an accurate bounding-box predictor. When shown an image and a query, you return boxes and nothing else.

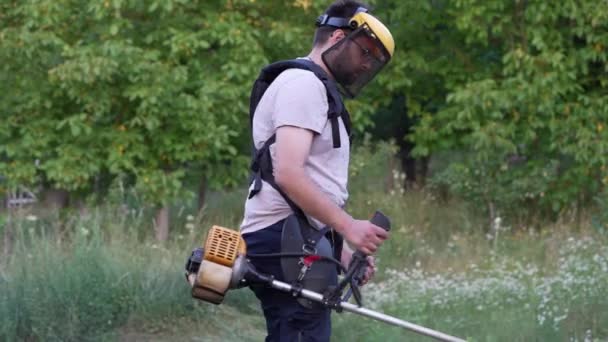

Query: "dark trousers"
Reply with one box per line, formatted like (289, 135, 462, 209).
(242, 219, 332, 342)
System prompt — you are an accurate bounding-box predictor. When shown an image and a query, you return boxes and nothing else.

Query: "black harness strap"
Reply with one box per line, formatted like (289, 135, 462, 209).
(247, 59, 348, 271)
(247, 134, 305, 218)
(319, 66, 352, 148)
(247, 59, 351, 215)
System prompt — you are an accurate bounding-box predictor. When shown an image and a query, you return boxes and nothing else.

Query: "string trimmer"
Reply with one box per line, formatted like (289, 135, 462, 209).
(184, 212, 465, 342)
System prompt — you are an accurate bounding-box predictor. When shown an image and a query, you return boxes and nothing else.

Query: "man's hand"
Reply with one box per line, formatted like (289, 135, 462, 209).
(341, 248, 377, 286)
(338, 218, 388, 255)
(360, 255, 376, 285)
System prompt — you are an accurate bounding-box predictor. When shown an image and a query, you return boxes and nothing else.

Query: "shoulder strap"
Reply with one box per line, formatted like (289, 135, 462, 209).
(249, 59, 352, 145)
(247, 59, 352, 218)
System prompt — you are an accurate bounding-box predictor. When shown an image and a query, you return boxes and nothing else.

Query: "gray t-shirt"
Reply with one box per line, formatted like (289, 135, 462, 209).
(240, 67, 350, 235)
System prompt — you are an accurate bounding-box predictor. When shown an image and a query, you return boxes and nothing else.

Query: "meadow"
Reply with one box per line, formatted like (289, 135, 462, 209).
(1, 146, 607, 341)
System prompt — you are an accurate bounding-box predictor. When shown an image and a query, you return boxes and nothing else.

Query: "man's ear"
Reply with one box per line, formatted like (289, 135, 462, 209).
(329, 29, 347, 43)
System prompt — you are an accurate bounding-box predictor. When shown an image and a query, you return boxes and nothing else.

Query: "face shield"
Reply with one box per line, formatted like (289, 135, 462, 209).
(319, 12, 394, 98)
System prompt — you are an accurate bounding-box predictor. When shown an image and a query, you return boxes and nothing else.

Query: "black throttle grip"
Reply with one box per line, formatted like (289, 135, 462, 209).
(352, 211, 391, 260)
(370, 210, 391, 232)
(354, 210, 391, 256)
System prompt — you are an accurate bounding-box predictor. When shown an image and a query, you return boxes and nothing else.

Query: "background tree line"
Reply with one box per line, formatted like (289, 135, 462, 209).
(1, 0, 606, 240)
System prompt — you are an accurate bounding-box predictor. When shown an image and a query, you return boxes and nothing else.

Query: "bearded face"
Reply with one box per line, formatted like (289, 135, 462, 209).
(322, 26, 390, 98)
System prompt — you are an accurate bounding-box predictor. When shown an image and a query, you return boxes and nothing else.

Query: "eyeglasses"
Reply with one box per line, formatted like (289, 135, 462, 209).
(351, 38, 373, 61)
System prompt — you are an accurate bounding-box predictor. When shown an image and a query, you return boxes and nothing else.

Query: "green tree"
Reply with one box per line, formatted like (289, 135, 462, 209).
(412, 0, 608, 224)
(0, 0, 318, 239)
(365, 0, 490, 188)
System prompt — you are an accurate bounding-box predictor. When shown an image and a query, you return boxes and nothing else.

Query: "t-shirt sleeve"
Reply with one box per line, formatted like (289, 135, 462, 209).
(273, 70, 328, 134)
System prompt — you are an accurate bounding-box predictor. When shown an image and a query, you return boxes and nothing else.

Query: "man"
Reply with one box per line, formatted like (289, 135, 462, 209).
(240, 1, 394, 341)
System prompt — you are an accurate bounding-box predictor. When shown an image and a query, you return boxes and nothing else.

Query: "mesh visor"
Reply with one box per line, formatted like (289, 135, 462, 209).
(322, 25, 391, 98)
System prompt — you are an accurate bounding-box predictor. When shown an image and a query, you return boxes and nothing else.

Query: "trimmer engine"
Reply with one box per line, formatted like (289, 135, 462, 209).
(185, 225, 249, 304)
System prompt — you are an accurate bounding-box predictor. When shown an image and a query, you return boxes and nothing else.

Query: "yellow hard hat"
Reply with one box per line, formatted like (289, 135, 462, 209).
(349, 12, 395, 58)
(317, 7, 395, 97)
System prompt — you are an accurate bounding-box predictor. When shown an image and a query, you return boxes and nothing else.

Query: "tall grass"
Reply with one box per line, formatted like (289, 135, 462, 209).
(1, 142, 607, 341)
(0, 208, 262, 341)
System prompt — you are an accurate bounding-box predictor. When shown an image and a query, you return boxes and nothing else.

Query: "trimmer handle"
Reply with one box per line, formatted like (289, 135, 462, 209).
(353, 210, 391, 258)
(341, 211, 391, 305)
(350, 210, 391, 269)
(370, 210, 391, 233)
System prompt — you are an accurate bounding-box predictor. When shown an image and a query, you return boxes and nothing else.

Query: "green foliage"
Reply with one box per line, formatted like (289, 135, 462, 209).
(0, 0, 401, 205)
(409, 0, 608, 221)
(348, 136, 398, 193)
(430, 156, 559, 224)
(0, 0, 318, 204)
(2, 0, 607, 223)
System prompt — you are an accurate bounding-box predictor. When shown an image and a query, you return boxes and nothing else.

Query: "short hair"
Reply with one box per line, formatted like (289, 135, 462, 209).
(312, 0, 370, 46)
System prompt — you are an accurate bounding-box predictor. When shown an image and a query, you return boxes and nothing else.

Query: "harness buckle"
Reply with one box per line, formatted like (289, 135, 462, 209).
(302, 244, 317, 255)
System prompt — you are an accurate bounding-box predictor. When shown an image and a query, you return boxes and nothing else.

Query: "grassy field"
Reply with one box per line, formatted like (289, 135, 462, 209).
(1, 148, 607, 341)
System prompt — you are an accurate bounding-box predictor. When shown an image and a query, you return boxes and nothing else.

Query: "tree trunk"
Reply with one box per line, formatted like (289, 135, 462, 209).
(487, 200, 499, 249)
(198, 176, 207, 213)
(2, 204, 14, 269)
(398, 146, 430, 190)
(385, 155, 395, 192)
(42, 188, 70, 210)
(154, 205, 170, 242)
